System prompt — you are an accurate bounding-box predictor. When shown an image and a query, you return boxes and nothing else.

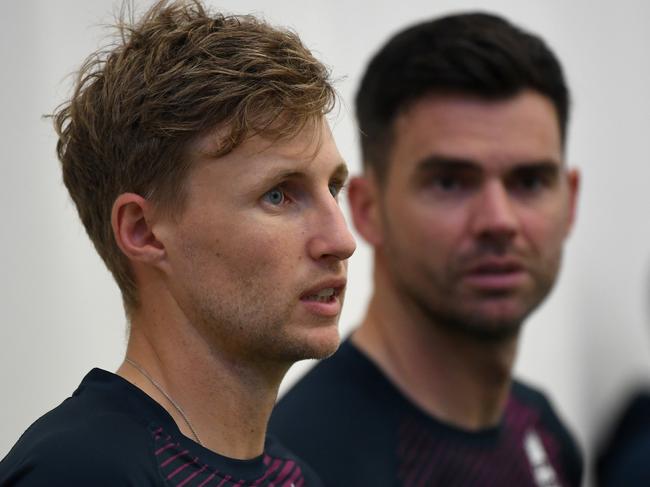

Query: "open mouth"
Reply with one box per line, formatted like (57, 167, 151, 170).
(302, 287, 339, 303)
(299, 281, 345, 317)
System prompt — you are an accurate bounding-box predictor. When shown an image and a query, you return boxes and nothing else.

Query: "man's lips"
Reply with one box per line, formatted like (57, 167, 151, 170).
(300, 278, 346, 301)
(462, 259, 527, 290)
(300, 278, 346, 317)
(467, 259, 524, 274)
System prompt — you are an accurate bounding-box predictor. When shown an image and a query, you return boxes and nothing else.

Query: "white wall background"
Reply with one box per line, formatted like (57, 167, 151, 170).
(2, 1, 650, 484)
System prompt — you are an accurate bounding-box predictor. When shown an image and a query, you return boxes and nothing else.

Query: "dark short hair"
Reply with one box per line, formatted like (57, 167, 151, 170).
(355, 12, 569, 180)
(53, 0, 336, 311)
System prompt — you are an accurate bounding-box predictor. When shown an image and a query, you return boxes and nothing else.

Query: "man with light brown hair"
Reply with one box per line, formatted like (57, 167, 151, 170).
(0, 1, 354, 485)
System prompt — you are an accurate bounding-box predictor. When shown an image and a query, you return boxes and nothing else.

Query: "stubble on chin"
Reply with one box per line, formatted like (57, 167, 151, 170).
(191, 290, 341, 366)
(404, 265, 559, 343)
(430, 301, 525, 343)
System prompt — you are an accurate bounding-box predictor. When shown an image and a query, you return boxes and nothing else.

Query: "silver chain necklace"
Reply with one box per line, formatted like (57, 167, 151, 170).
(125, 357, 203, 446)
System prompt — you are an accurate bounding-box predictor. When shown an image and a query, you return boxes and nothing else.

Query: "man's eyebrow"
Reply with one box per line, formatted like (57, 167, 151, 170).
(263, 160, 348, 181)
(509, 160, 562, 172)
(414, 156, 562, 172)
(414, 155, 481, 172)
(331, 162, 349, 180)
(262, 168, 305, 183)
(251, 160, 349, 193)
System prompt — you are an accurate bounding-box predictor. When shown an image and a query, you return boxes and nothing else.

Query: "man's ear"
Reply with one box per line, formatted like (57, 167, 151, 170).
(111, 193, 165, 266)
(348, 174, 384, 247)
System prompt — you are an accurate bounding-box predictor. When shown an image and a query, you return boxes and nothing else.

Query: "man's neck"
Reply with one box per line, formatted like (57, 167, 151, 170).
(353, 272, 519, 431)
(117, 298, 286, 460)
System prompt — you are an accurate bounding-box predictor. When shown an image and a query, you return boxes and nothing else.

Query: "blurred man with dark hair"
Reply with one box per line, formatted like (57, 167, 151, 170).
(271, 12, 582, 486)
(0, 1, 355, 485)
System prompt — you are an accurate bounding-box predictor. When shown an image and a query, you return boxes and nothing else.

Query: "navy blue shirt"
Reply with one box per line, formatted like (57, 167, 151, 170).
(270, 339, 583, 487)
(1, 369, 321, 486)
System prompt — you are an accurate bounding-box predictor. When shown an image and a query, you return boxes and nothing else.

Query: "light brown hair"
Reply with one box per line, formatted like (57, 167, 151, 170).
(53, 0, 336, 312)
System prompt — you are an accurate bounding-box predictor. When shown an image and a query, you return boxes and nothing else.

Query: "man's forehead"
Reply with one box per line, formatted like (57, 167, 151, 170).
(391, 91, 563, 168)
(188, 121, 347, 180)
(191, 117, 332, 158)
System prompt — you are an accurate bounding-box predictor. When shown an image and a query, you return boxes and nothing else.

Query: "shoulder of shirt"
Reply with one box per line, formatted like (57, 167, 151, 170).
(510, 378, 567, 422)
(0, 406, 160, 486)
(510, 378, 575, 436)
(511, 379, 553, 406)
(510, 377, 584, 482)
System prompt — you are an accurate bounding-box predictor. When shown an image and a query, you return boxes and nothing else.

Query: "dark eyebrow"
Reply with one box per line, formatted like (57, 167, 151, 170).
(509, 160, 562, 173)
(414, 155, 562, 173)
(414, 155, 481, 175)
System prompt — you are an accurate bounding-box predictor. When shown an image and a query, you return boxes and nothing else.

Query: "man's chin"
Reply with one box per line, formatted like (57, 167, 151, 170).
(299, 328, 342, 360)
(457, 320, 522, 343)
(436, 301, 527, 343)
(275, 326, 341, 363)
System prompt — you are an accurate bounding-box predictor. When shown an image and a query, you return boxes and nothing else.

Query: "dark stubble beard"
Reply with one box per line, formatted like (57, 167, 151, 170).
(402, 279, 524, 343)
(388, 251, 560, 344)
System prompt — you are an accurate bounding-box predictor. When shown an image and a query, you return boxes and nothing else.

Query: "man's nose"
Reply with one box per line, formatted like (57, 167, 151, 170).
(469, 181, 519, 246)
(307, 197, 357, 262)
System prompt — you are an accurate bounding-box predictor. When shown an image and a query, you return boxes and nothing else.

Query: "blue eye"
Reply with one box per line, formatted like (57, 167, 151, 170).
(263, 188, 285, 205)
(329, 180, 346, 198)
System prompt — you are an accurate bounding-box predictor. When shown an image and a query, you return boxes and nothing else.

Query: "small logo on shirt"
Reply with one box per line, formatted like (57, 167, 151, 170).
(524, 429, 560, 487)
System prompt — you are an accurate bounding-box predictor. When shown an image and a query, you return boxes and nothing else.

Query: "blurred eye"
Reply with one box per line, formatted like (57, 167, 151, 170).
(518, 174, 544, 191)
(434, 175, 462, 191)
(509, 167, 557, 195)
(328, 181, 344, 198)
(415, 160, 481, 199)
(425, 171, 478, 195)
(263, 188, 285, 205)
